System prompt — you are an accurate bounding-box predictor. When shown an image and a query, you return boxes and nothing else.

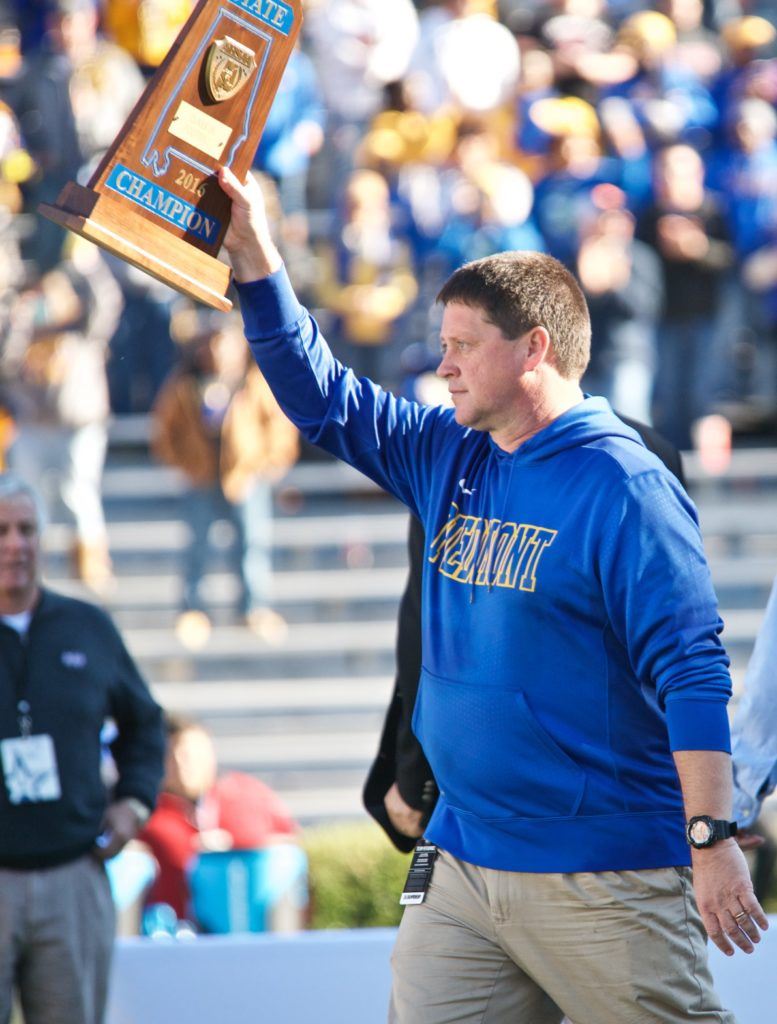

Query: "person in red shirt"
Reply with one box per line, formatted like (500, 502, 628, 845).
(139, 716, 298, 921)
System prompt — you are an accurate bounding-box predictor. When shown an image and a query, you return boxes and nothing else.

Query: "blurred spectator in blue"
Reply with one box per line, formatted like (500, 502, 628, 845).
(428, 119, 507, 271)
(7, 0, 46, 51)
(104, 258, 177, 414)
(638, 142, 735, 450)
(514, 44, 559, 157)
(657, 0, 723, 85)
(315, 167, 418, 386)
(597, 93, 653, 205)
(530, 97, 621, 264)
(387, 113, 478, 274)
(578, 185, 662, 423)
(438, 163, 545, 273)
(469, 163, 546, 255)
(709, 97, 777, 260)
(739, 219, 777, 425)
(602, 10, 718, 149)
(707, 97, 777, 422)
(252, 45, 324, 237)
(711, 16, 777, 144)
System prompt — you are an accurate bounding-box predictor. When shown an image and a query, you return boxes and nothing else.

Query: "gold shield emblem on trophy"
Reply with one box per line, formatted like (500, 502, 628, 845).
(204, 37, 256, 103)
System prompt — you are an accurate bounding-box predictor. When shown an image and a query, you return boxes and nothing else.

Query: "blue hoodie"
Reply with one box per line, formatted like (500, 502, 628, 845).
(237, 267, 732, 873)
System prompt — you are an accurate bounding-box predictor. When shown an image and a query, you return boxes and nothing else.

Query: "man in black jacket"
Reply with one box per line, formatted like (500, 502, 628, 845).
(364, 417, 686, 850)
(0, 472, 164, 1024)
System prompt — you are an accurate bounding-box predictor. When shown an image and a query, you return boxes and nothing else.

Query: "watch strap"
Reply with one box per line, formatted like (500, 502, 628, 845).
(711, 818, 738, 841)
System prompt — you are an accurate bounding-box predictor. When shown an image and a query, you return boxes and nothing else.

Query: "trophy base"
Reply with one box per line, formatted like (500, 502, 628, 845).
(40, 182, 233, 311)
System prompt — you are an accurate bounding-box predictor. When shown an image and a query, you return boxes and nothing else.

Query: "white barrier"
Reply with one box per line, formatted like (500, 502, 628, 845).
(107, 929, 395, 1024)
(107, 920, 777, 1024)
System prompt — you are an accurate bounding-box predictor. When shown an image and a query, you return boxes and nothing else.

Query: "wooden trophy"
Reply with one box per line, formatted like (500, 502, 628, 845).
(39, 0, 302, 311)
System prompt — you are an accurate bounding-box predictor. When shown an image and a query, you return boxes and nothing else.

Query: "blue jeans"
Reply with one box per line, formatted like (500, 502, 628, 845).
(182, 481, 273, 616)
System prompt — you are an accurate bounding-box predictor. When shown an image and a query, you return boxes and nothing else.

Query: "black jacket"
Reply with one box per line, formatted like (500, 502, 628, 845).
(363, 416, 685, 851)
(0, 589, 165, 868)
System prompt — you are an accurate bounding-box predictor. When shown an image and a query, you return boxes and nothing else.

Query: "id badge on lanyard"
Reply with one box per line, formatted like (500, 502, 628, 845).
(1, 732, 62, 804)
(399, 842, 438, 905)
(1, 632, 62, 804)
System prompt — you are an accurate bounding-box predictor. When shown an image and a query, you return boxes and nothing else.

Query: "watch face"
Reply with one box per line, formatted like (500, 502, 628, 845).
(689, 819, 713, 845)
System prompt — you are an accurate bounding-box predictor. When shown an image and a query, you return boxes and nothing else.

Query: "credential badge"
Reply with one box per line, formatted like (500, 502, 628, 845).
(204, 36, 256, 103)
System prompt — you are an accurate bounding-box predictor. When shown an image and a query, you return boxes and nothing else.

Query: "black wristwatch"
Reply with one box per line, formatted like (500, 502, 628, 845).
(686, 815, 738, 849)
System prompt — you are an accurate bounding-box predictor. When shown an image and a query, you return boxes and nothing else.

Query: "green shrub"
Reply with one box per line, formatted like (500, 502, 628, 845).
(302, 821, 412, 930)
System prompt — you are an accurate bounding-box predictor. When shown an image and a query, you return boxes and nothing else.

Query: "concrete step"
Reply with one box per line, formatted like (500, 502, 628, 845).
(223, 781, 369, 826)
(44, 511, 410, 553)
(152, 676, 393, 716)
(45, 567, 407, 627)
(121, 618, 397, 659)
(210, 728, 380, 769)
(100, 457, 395, 500)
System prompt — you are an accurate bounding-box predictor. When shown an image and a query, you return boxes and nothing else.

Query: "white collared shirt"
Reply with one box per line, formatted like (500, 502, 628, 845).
(0, 611, 32, 636)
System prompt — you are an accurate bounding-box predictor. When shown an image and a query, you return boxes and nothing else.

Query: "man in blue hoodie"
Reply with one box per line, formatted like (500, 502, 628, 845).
(219, 166, 767, 1023)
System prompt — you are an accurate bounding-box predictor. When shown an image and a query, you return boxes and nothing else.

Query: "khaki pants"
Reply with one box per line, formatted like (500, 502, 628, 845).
(0, 855, 116, 1024)
(389, 850, 735, 1024)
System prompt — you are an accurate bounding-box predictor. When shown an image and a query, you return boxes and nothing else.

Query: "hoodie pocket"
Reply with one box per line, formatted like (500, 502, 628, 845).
(414, 671, 586, 821)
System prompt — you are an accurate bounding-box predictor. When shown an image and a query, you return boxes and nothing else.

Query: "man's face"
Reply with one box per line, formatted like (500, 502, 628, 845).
(437, 301, 529, 438)
(0, 494, 41, 612)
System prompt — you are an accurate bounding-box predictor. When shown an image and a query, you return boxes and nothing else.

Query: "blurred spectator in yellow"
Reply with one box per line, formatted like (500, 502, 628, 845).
(315, 167, 418, 386)
(0, 94, 33, 471)
(103, 0, 195, 74)
(59, 0, 145, 167)
(530, 98, 608, 263)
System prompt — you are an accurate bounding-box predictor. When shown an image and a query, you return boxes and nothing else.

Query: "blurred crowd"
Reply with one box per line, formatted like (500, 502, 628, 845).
(2, 0, 777, 590)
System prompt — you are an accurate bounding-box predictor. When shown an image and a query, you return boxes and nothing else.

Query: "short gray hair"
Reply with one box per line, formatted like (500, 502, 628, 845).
(0, 473, 46, 531)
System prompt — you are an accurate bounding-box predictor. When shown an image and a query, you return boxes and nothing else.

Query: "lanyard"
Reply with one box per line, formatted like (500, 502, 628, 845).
(0, 625, 33, 737)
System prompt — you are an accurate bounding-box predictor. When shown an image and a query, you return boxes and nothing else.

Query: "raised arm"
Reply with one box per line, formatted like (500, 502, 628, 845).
(218, 165, 281, 282)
